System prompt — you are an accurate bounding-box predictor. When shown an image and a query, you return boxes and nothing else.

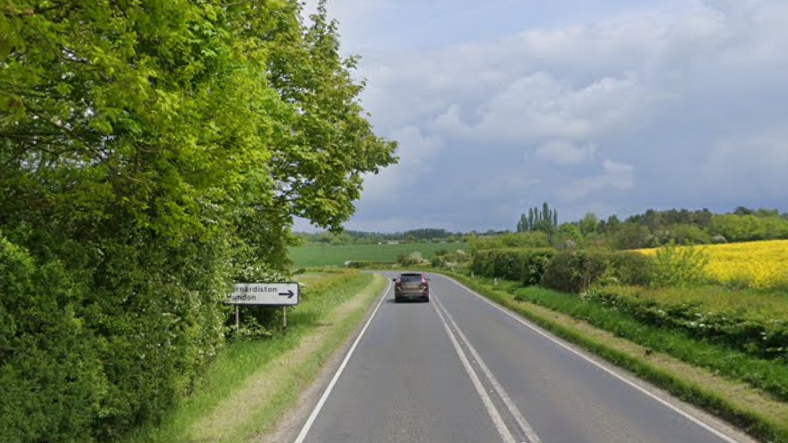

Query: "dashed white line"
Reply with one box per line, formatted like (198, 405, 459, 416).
(432, 290, 543, 443)
(431, 292, 517, 443)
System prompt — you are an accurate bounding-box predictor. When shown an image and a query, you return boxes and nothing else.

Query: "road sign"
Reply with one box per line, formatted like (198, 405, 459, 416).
(226, 283, 300, 306)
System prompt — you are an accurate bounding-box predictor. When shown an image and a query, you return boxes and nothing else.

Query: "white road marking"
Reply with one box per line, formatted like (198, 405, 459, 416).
(436, 274, 744, 443)
(293, 280, 392, 443)
(430, 292, 517, 443)
(432, 290, 543, 443)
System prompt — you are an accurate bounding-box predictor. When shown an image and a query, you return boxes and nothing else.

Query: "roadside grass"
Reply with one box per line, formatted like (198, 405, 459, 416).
(292, 271, 328, 283)
(438, 272, 788, 443)
(509, 285, 788, 402)
(289, 242, 467, 267)
(612, 284, 788, 315)
(122, 271, 387, 443)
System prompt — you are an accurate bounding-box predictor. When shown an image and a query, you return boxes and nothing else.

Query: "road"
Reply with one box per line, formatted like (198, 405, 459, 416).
(294, 273, 749, 443)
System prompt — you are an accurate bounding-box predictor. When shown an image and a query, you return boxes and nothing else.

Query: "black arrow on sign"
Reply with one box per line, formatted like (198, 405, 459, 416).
(279, 290, 295, 299)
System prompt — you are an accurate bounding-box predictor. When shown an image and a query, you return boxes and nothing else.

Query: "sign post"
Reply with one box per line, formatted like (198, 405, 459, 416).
(226, 283, 300, 333)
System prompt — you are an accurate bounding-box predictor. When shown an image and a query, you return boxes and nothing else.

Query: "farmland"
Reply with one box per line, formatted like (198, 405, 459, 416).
(289, 242, 467, 267)
(638, 239, 788, 289)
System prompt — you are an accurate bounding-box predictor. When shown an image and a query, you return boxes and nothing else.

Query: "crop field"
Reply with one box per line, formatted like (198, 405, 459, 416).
(639, 240, 788, 289)
(289, 242, 467, 267)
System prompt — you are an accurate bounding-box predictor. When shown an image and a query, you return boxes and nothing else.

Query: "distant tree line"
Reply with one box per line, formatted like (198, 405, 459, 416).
(466, 205, 788, 252)
(296, 228, 463, 245)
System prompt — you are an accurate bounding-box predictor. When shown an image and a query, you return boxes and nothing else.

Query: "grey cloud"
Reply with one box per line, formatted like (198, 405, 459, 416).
(328, 0, 788, 231)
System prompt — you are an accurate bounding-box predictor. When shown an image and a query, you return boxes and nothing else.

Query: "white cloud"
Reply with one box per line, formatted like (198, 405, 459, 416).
(360, 125, 443, 202)
(558, 160, 635, 201)
(535, 141, 597, 165)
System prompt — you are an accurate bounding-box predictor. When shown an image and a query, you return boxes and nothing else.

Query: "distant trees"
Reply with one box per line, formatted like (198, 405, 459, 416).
(517, 203, 558, 233)
(506, 207, 788, 251)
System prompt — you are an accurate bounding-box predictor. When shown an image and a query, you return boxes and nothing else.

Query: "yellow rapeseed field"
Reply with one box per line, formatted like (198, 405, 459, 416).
(639, 240, 788, 289)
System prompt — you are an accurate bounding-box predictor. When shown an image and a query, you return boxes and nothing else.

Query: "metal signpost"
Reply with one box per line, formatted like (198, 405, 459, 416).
(226, 283, 300, 334)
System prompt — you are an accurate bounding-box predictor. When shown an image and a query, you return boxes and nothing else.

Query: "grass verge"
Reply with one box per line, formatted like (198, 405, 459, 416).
(122, 271, 388, 443)
(436, 271, 788, 443)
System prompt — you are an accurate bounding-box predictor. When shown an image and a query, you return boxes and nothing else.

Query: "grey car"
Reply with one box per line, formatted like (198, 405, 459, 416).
(393, 273, 430, 303)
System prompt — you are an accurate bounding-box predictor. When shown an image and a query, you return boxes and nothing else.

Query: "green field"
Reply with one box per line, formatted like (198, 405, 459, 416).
(290, 242, 467, 267)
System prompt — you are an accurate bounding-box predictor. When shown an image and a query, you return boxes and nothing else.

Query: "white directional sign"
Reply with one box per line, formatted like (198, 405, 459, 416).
(226, 283, 300, 306)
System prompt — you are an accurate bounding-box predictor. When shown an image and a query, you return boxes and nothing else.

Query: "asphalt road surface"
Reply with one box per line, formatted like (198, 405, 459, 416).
(294, 273, 750, 443)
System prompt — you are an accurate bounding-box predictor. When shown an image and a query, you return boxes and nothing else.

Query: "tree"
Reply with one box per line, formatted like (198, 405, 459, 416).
(0, 1, 396, 441)
(579, 213, 600, 236)
(517, 203, 558, 233)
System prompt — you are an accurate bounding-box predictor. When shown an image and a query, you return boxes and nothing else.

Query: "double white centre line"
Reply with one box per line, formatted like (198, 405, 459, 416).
(431, 289, 543, 443)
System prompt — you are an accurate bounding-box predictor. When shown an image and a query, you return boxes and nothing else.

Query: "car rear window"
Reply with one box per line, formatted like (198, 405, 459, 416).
(400, 274, 423, 282)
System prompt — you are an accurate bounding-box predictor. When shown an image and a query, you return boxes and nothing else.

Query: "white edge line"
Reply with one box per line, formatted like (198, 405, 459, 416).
(432, 290, 543, 443)
(293, 279, 392, 443)
(431, 292, 516, 443)
(434, 274, 742, 443)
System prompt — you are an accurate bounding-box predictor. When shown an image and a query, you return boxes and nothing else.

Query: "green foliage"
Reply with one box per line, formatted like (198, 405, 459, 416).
(466, 231, 550, 252)
(397, 251, 426, 266)
(517, 202, 558, 233)
(652, 242, 710, 288)
(540, 250, 656, 293)
(586, 285, 788, 362)
(0, 236, 104, 443)
(579, 212, 600, 236)
(470, 248, 556, 285)
(431, 250, 470, 270)
(511, 285, 788, 407)
(0, 1, 395, 442)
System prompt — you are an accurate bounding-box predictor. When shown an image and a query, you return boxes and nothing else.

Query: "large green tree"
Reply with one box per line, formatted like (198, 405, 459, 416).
(0, 1, 396, 441)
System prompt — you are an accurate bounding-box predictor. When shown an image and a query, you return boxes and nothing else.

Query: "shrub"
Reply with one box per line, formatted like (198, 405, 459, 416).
(541, 250, 656, 293)
(652, 242, 710, 287)
(541, 251, 609, 293)
(470, 248, 555, 285)
(0, 237, 104, 443)
(586, 285, 788, 361)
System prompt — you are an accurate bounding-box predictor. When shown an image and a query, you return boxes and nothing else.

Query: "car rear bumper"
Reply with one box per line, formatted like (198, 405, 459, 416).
(395, 290, 429, 301)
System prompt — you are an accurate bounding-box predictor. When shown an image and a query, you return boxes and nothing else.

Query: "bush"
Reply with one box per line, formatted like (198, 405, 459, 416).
(0, 237, 104, 443)
(397, 251, 427, 266)
(541, 250, 656, 293)
(470, 248, 555, 285)
(586, 285, 788, 361)
(652, 242, 710, 288)
(431, 250, 470, 269)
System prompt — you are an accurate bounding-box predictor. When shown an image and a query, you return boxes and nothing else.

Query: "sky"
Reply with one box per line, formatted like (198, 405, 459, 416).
(298, 0, 788, 233)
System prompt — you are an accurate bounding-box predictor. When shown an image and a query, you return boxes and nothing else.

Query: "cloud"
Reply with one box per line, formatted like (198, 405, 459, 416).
(702, 131, 788, 200)
(360, 125, 443, 201)
(309, 0, 788, 231)
(535, 141, 597, 165)
(558, 160, 635, 201)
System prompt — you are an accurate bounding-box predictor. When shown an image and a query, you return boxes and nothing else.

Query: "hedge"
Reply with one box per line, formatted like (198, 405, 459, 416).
(540, 250, 656, 293)
(586, 285, 788, 361)
(470, 248, 556, 285)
